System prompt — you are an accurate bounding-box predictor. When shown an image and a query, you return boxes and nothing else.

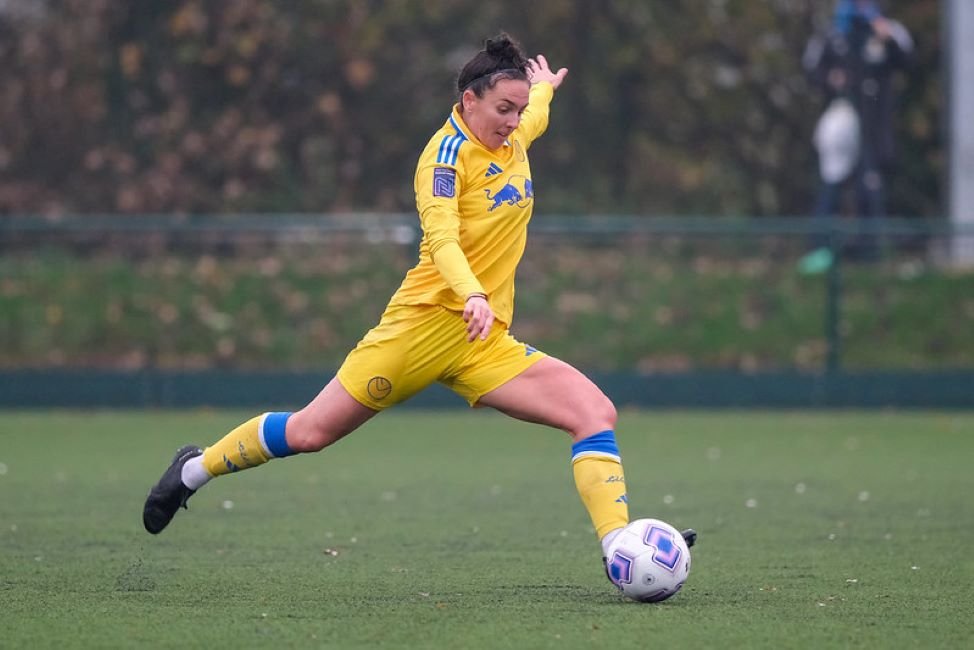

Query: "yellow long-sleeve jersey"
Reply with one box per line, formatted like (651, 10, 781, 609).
(387, 81, 554, 326)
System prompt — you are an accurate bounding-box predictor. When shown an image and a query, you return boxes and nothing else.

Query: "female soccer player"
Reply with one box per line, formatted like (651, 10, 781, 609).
(143, 33, 693, 579)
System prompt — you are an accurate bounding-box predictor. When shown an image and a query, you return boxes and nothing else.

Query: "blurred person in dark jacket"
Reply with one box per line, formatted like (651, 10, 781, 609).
(800, 0, 913, 270)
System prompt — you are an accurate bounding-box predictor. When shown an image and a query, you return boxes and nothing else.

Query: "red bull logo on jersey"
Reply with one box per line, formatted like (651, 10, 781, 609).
(485, 174, 533, 212)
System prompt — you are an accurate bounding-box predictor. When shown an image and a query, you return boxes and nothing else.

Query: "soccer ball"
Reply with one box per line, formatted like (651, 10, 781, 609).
(604, 518, 691, 602)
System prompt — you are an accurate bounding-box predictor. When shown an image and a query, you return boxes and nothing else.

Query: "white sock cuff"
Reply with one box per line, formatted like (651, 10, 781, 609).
(180, 455, 213, 491)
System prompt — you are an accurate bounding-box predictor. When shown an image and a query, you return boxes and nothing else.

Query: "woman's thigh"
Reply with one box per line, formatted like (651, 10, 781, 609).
(476, 356, 617, 440)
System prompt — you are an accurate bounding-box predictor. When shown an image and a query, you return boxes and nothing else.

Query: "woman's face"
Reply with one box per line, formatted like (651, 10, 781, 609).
(461, 78, 530, 150)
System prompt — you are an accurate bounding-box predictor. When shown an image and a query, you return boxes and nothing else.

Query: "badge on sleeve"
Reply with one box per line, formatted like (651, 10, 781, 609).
(432, 167, 456, 198)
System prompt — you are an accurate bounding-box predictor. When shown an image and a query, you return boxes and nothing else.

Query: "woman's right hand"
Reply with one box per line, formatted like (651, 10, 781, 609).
(463, 294, 495, 342)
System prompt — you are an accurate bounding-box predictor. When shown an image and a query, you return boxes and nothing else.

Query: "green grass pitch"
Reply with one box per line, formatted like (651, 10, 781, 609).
(1, 410, 972, 649)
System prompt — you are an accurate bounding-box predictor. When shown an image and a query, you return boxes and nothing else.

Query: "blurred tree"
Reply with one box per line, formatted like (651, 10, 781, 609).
(0, 0, 941, 218)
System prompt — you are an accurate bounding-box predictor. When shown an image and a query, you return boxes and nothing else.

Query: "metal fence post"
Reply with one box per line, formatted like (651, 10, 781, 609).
(825, 225, 842, 374)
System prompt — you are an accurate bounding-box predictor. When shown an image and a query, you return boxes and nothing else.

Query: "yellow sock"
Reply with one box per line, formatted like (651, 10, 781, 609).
(571, 431, 629, 539)
(202, 412, 295, 477)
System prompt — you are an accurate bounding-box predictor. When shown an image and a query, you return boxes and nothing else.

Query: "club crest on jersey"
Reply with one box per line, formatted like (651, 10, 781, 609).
(484, 174, 533, 212)
(432, 167, 456, 198)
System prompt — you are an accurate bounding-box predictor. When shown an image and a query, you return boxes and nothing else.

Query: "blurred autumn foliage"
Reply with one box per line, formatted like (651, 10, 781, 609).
(0, 0, 942, 218)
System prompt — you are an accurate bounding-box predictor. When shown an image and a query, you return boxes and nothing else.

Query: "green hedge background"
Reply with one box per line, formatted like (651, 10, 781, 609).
(4, 234, 971, 372)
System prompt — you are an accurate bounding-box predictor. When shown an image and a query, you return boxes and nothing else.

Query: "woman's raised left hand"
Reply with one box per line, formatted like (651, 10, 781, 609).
(526, 54, 568, 90)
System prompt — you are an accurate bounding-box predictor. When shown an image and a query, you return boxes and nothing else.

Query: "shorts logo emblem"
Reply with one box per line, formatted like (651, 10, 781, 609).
(367, 376, 393, 400)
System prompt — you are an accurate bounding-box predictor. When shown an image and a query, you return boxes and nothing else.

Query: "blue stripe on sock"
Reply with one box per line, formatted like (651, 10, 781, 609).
(571, 430, 619, 459)
(263, 412, 294, 458)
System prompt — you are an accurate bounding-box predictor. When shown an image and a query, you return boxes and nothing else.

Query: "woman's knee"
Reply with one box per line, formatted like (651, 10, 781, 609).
(567, 390, 617, 440)
(590, 391, 618, 432)
(600, 394, 618, 430)
(284, 377, 378, 453)
(284, 406, 368, 453)
(284, 410, 337, 452)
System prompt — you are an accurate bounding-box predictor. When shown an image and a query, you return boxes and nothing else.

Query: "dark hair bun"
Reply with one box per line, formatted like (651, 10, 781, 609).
(456, 32, 529, 96)
(484, 33, 527, 68)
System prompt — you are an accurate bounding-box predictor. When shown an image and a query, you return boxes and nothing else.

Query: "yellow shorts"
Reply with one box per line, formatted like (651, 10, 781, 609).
(337, 303, 546, 410)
